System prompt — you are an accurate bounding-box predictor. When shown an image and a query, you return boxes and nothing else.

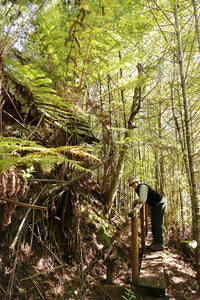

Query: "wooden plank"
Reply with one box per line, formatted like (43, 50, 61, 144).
(138, 248, 166, 297)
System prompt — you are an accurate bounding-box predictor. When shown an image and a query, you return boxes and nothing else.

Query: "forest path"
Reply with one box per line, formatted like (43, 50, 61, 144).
(138, 229, 165, 298)
(138, 248, 166, 298)
(96, 246, 200, 299)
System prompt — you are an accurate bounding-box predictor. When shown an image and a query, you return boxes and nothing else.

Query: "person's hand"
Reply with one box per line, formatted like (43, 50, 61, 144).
(133, 200, 138, 207)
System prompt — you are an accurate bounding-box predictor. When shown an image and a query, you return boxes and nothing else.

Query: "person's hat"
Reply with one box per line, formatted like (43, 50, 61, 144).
(128, 176, 139, 186)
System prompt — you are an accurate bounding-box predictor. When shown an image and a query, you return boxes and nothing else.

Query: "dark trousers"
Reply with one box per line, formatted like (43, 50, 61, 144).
(151, 200, 166, 245)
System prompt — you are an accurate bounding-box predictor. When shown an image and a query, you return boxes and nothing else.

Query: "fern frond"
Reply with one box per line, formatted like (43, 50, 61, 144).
(3, 65, 95, 145)
(0, 136, 98, 173)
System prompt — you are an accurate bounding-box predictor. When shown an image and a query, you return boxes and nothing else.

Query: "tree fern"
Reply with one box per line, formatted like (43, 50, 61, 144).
(3, 63, 96, 145)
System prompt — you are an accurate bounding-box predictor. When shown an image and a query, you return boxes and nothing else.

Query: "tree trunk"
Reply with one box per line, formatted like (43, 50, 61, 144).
(179, 180, 185, 236)
(103, 64, 144, 213)
(158, 98, 165, 195)
(0, 54, 3, 135)
(102, 76, 118, 192)
(173, 4, 200, 284)
(170, 81, 191, 185)
(191, 0, 200, 53)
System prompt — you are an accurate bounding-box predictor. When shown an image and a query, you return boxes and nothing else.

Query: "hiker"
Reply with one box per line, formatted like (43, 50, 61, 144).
(128, 177, 166, 251)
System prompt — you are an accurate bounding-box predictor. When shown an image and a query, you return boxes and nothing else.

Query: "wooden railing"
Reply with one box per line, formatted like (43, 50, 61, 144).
(129, 202, 148, 284)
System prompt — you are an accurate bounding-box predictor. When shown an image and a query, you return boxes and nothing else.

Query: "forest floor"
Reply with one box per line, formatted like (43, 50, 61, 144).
(0, 201, 199, 299)
(0, 234, 200, 299)
(163, 246, 200, 300)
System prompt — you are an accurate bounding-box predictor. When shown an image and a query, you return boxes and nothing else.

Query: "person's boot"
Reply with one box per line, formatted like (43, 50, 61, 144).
(149, 236, 164, 251)
(149, 242, 164, 251)
(146, 234, 158, 249)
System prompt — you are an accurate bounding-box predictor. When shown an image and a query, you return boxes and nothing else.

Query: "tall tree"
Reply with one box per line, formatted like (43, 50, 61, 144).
(173, 2, 200, 282)
(191, 0, 200, 53)
(103, 63, 144, 213)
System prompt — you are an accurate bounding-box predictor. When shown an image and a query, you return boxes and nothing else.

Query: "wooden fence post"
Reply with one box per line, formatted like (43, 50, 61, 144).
(130, 203, 147, 285)
(140, 205, 145, 250)
(131, 210, 139, 285)
(145, 202, 148, 236)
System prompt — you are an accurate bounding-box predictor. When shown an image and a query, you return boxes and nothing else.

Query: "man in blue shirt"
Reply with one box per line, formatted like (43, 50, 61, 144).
(128, 177, 166, 251)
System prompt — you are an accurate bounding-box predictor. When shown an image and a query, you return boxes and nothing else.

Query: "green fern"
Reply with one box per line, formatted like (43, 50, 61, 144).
(0, 136, 97, 173)
(3, 64, 94, 144)
(122, 288, 136, 300)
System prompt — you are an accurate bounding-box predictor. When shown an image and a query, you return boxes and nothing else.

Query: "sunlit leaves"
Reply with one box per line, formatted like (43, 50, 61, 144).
(0, 136, 97, 172)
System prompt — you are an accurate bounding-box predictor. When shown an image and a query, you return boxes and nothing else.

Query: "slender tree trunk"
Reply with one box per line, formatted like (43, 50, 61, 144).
(173, 4, 200, 284)
(101, 76, 117, 193)
(179, 180, 185, 236)
(103, 64, 144, 213)
(170, 81, 191, 185)
(154, 149, 159, 191)
(0, 54, 3, 135)
(191, 0, 200, 53)
(158, 98, 165, 195)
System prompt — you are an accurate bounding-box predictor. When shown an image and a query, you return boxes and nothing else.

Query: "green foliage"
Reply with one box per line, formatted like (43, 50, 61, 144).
(87, 220, 96, 230)
(1, 0, 199, 227)
(0, 0, 46, 58)
(97, 227, 111, 245)
(122, 288, 136, 300)
(0, 136, 96, 173)
(4, 58, 94, 145)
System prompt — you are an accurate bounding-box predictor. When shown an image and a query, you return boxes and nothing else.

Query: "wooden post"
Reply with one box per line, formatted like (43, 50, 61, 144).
(131, 211, 139, 285)
(140, 205, 145, 250)
(145, 202, 148, 236)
